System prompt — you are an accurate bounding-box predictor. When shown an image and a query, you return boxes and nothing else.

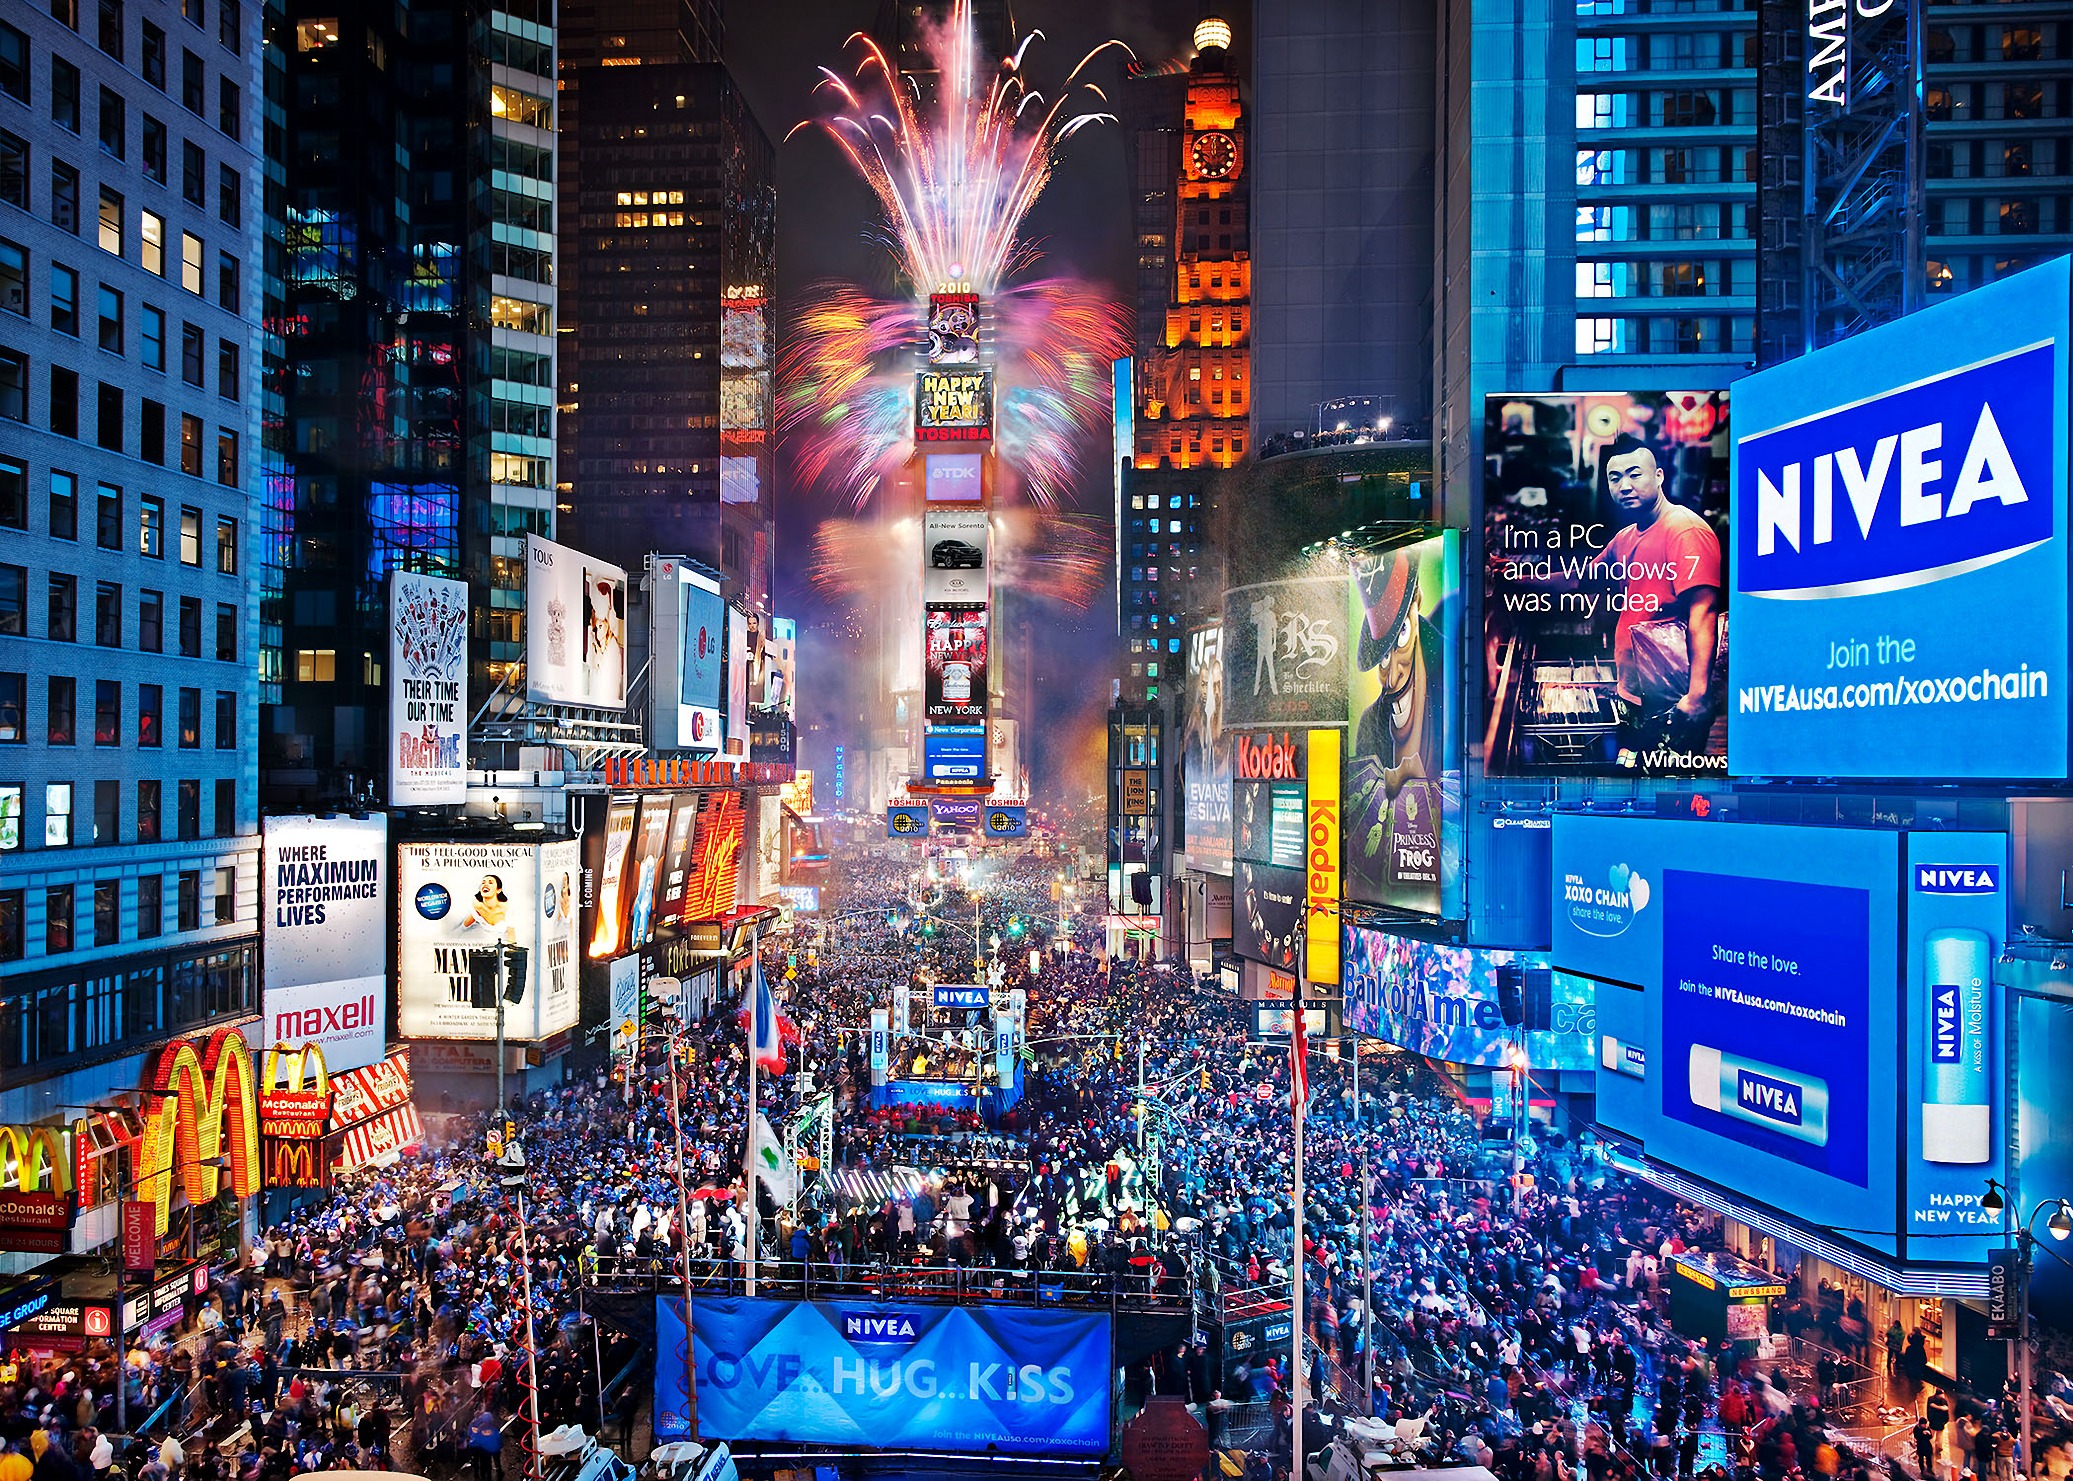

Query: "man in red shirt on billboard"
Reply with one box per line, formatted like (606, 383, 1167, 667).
(1593, 433, 1723, 772)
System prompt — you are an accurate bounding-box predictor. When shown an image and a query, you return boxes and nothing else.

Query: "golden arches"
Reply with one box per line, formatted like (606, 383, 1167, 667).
(260, 1042, 330, 1099)
(0, 1126, 73, 1196)
(135, 1027, 262, 1235)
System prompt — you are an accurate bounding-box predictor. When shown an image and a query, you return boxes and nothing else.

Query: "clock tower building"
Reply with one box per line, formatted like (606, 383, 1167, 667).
(1134, 19, 1251, 474)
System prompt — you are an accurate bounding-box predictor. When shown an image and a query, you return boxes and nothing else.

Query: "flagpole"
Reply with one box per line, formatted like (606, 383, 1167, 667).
(664, 1024, 696, 1434)
(746, 923, 760, 1299)
(1292, 1006, 1306, 1478)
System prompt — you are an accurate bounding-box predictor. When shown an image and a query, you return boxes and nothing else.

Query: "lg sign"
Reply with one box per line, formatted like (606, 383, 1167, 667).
(1235, 732, 1303, 781)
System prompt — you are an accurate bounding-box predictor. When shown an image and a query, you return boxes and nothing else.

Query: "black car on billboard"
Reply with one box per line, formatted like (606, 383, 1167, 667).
(930, 539, 984, 570)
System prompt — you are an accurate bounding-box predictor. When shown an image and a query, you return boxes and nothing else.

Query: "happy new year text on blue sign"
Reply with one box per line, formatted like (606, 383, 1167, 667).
(1729, 258, 2070, 780)
(657, 1296, 1111, 1456)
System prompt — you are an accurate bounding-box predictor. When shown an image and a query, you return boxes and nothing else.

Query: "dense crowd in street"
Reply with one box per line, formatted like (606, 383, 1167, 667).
(0, 843, 2064, 1481)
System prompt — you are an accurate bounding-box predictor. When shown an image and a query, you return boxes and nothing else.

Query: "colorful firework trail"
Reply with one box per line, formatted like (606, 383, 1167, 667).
(779, 0, 1131, 514)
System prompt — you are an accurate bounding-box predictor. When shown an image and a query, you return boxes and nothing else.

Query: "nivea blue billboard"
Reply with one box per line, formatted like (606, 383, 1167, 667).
(1729, 257, 2070, 780)
(655, 1296, 1111, 1456)
(1552, 815, 1903, 1253)
(1902, 833, 2008, 1263)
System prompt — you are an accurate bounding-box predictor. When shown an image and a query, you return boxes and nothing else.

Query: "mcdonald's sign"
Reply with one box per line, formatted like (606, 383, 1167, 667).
(259, 1042, 335, 1190)
(0, 1126, 74, 1254)
(258, 1043, 332, 1139)
(136, 1027, 262, 1237)
(260, 1137, 331, 1190)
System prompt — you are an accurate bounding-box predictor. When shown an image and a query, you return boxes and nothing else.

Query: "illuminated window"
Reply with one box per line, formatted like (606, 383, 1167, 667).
(296, 17, 338, 49)
(294, 648, 335, 682)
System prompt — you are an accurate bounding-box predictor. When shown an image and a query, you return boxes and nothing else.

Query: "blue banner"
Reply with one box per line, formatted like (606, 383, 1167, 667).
(1729, 260, 2069, 780)
(1342, 927, 1598, 1071)
(932, 985, 989, 1010)
(660, 1296, 1110, 1456)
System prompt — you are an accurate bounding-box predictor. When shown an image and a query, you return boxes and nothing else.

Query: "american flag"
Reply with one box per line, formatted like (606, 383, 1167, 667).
(1290, 1005, 1309, 1112)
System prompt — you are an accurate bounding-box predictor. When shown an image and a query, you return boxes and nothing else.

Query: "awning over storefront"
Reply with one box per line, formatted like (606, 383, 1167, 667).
(337, 1103, 424, 1175)
(327, 1050, 422, 1178)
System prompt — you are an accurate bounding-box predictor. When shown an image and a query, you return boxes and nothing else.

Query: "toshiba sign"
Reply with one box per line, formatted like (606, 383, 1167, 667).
(1234, 731, 1304, 782)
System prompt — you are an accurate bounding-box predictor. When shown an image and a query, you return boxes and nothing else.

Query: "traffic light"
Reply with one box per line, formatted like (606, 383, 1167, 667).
(1007, 917, 1024, 937)
(1200, 1067, 1212, 1092)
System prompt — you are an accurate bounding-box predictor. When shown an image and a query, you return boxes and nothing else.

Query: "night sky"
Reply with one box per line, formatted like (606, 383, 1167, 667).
(722, 0, 1222, 799)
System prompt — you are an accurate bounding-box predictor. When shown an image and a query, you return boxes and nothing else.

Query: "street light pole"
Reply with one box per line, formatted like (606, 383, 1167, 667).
(1983, 1180, 2073, 1481)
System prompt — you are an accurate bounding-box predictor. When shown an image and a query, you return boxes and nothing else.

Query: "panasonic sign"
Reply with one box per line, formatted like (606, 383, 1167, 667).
(1728, 259, 2070, 781)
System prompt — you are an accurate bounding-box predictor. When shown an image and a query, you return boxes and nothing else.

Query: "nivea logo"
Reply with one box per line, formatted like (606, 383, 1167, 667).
(1738, 341, 2056, 600)
(1932, 984, 1962, 1064)
(1915, 864, 2000, 896)
(843, 1314, 918, 1344)
(1737, 1068, 1803, 1126)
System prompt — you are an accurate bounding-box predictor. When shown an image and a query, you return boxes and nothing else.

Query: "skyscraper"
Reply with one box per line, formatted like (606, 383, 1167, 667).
(1434, 0, 1755, 507)
(559, 63, 776, 606)
(1115, 19, 1250, 711)
(263, 0, 560, 805)
(1251, 0, 1436, 440)
(1107, 17, 1249, 953)
(0, 0, 267, 1110)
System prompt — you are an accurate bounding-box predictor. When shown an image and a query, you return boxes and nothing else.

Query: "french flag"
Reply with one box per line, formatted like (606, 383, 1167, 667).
(737, 961, 798, 1074)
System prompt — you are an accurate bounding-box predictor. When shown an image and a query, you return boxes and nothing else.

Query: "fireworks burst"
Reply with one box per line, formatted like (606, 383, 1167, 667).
(787, 1, 1128, 294)
(780, 279, 1127, 509)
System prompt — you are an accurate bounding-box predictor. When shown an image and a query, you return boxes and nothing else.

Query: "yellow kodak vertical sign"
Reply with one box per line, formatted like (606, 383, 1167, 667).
(1305, 729, 1341, 986)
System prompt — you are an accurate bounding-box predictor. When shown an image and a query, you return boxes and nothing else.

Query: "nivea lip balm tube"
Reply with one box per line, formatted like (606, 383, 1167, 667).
(1923, 927, 1992, 1164)
(1688, 1046, 1829, 1145)
(1600, 1035, 1646, 1078)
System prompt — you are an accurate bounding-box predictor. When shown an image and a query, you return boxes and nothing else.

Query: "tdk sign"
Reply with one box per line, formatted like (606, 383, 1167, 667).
(1914, 865, 2000, 897)
(1729, 258, 2070, 782)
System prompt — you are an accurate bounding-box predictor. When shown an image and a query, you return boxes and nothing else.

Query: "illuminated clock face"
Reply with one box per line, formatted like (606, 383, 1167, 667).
(1191, 130, 1237, 180)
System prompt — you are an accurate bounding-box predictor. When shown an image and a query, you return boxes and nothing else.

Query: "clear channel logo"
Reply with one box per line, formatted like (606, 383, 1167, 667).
(1562, 862, 1650, 938)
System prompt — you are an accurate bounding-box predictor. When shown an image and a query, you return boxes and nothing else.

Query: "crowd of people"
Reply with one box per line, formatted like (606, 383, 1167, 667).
(0, 843, 2063, 1481)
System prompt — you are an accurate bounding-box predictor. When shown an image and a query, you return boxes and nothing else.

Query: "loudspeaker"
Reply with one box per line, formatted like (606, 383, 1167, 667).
(503, 944, 530, 1004)
(1523, 966, 1553, 1031)
(468, 950, 500, 1009)
(1496, 963, 1523, 1026)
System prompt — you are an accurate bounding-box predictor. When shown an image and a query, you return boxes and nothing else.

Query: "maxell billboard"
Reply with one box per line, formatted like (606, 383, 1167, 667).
(262, 815, 389, 1072)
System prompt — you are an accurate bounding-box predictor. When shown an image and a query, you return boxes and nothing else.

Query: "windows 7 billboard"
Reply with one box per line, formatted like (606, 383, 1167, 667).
(1728, 258, 2069, 780)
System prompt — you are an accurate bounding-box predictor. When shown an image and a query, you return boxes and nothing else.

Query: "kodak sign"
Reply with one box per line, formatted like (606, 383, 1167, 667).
(1235, 731, 1304, 781)
(136, 1026, 262, 1236)
(1305, 729, 1341, 986)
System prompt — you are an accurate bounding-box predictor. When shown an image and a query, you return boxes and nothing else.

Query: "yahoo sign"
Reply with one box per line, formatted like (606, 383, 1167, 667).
(1729, 258, 2069, 780)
